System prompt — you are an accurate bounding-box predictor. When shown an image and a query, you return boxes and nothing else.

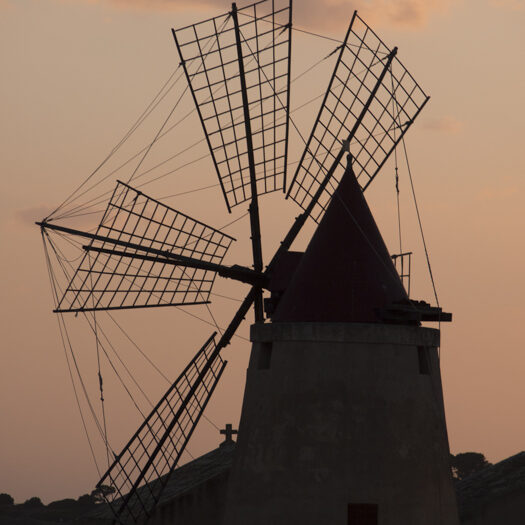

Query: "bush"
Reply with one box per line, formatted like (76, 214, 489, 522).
(90, 485, 115, 504)
(22, 496, 44, 508)
(77, 493, 96, 505)
(47, 498, 77, 510)
(0, 493, 14, 507)
(451, 452, 491, 481)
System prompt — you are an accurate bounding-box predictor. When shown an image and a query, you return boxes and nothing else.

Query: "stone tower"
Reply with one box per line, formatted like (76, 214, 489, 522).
(224, 158, 460, 524)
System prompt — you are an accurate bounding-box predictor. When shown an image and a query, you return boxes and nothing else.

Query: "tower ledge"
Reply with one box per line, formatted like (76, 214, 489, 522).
(251, 321, 440, 347)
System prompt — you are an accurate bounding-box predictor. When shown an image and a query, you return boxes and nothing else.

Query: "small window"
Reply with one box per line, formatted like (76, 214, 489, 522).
(348, 503, 378, 525)
(418, 346, 430, 375)
(258, 342, 272, 370)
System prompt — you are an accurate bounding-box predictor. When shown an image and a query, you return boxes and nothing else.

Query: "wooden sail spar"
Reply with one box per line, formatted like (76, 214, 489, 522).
(54, 181, 235, 312)
(172, 0, 292, 212)
(287, 12, 429, 223)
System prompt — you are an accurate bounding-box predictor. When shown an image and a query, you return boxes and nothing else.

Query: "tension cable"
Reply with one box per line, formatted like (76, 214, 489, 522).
(401, 135, 440, 309)
(42, 233, 102, 477)
(47, 65, 183, 221)
(89, 254, 111, 468)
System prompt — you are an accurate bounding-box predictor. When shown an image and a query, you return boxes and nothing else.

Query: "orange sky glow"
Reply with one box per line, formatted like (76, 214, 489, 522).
(1, 0, 524, 504)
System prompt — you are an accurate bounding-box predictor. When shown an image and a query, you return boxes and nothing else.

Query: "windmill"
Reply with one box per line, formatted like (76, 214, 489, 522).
(37, 1, 458, 524)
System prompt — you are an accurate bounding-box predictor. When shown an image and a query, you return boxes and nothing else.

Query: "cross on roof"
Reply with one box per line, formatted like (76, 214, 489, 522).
(220, 423, 238, 443)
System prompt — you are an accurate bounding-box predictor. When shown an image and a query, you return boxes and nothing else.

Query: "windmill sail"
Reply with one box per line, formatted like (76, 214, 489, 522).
(287, 12, 429, 223)
(172, 0, 293, 211)
(98, 333, 226, 525)
(55, 181, 234, 312)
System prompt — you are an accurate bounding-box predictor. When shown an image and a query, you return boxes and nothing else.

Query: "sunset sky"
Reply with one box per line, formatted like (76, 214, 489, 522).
(1, 0, 524, 505)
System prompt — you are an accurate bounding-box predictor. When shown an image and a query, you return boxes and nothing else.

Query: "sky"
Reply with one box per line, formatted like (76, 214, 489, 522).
(1, 0, 524, 505)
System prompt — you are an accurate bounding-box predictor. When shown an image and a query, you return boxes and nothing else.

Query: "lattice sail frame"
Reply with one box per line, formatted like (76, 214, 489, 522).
(55, 181, 234, 312)
(173, 0, 292, 211)
(98, 333, 226, 525)
(288, 12, 429, 223)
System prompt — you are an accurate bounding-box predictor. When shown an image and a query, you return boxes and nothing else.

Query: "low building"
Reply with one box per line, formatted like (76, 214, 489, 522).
(83, 439, 235, 525)
(84, 438, 525, 525)
(456, 451, 525, 524)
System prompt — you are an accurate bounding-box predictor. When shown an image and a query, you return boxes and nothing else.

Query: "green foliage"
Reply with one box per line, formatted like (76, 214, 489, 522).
(0, 490, 102, 524)
(47, 498, 77, 509)
(77, 493, 96, 505)
(90, 484, 116, 504)
(22, 496, 44, 508)
(451, 452, 492, 481)
(0, 493, 14, 506)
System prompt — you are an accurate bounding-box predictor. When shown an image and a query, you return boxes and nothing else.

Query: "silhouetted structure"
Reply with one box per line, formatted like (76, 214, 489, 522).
(38, 1, 459, 523)
(224, 158, 458, 524)
(456, 452, 525, 525)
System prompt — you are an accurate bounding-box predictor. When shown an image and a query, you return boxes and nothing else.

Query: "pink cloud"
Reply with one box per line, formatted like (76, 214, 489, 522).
(294, 0, 458, 31)
(422, 115, 463, 134)
(72, 0, 459, 30)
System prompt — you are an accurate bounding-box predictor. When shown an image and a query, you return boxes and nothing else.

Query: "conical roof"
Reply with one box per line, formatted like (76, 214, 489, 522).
(273, 156, 408, 323)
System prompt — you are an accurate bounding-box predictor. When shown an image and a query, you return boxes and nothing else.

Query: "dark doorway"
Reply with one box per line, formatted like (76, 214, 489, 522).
(348, 503, 378, 525)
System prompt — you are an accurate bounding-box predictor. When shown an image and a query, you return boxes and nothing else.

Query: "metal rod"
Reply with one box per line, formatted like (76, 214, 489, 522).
(231, 2, 264, 322)
(282, 0, 293, 192)
(408, 252, 411, 297)
(54, 301, 211, 314)
(83, 245, 265, 287)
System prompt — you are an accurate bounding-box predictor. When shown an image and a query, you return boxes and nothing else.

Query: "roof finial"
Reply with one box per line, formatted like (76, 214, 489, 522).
(220, 423, 238, 445)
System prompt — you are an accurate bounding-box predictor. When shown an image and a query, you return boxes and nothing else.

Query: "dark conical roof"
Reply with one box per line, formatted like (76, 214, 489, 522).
(273, 156, 408, 323)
